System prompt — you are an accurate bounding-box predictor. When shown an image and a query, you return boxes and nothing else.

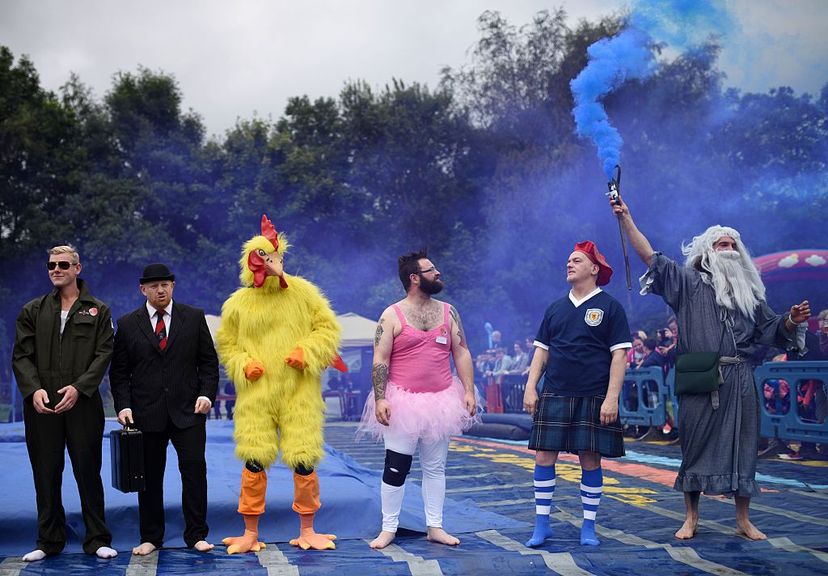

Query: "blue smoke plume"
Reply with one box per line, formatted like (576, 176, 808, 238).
(631, 0, 734, 49)
(570, 27, 654, 179)
(571, 0, 734, 180)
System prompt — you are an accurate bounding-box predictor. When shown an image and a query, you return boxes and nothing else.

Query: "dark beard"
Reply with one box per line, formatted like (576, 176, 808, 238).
(420, 276, 444, 295)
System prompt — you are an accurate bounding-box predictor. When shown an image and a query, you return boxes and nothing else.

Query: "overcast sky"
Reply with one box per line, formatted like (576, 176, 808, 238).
(2, 0, 826, 138)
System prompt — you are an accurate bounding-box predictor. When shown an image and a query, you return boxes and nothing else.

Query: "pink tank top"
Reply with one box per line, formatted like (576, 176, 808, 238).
(388, 302, 454, 393)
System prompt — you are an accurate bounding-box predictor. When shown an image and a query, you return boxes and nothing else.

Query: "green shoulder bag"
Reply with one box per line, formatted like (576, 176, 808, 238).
(674, 322, 727, 396)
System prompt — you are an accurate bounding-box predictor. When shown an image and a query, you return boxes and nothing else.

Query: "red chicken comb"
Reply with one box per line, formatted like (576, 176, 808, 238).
(261, 214, 279, 252)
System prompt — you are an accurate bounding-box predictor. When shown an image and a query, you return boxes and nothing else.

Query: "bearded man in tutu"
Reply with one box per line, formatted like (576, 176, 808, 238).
(358, 249, 479, 549)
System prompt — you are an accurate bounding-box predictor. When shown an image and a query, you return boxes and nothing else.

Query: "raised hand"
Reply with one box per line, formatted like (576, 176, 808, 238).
(790, 301, 811, 324)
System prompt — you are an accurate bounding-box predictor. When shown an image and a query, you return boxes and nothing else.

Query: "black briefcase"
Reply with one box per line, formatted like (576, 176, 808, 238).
(110, 425, 146, 493)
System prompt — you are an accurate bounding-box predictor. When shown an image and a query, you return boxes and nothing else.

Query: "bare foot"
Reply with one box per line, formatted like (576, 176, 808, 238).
(369, 531, 396, 549)
(675, 518, 698, 540)
(427, 527, 460, 546)
(132, 542, 157, 556)
(193, 540, 214, 552)
(736, 521, 766, 541)
(223, 530, 266, 554)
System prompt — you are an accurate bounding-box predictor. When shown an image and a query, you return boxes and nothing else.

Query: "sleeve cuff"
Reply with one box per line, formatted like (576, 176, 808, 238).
(792, 319, 808, 355)
(610, 342, 633, 352)
(638, 251, 668, 296)
(533, 340, 549, 351)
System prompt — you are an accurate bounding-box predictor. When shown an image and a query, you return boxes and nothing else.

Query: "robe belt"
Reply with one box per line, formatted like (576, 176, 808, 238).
(711, 355, 745, 409)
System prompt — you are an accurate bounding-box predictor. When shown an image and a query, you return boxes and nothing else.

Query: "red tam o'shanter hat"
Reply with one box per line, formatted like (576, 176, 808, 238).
(574, 240, 613, 286)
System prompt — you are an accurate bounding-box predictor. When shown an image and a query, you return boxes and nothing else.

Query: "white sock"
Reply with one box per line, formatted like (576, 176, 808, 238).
(22, 549, 47, 562)
(194, 540, 214, 552)
(96, 546, 118, 559)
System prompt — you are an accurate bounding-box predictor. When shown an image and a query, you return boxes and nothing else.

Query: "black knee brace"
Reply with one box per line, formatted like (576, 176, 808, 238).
(245, 460, 264, 473)
(382, 450, 413, 487)
(294, 463, 314, 476)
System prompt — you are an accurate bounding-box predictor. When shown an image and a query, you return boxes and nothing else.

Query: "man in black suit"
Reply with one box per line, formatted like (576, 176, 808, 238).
(110, 263, 219, 555)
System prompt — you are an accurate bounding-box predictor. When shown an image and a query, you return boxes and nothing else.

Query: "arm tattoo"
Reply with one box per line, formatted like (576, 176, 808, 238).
(374, 318, 384, 347)
(449, 305, 467, 348)
(372, 363, 389, 401)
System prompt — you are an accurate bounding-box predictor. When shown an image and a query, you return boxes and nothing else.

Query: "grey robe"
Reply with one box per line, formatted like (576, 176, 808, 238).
(642, 253, 799, 497)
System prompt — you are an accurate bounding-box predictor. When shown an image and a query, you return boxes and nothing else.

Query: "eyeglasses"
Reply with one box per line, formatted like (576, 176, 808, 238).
(47, 261, 75, 271)
(417, 266, 437, 275)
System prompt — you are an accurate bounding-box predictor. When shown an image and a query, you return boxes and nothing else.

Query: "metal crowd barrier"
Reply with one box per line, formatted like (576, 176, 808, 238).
(501, 375, 526, 413)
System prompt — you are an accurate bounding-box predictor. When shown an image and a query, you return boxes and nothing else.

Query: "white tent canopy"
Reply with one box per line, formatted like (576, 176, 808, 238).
(204, 312, 375, 349)
(336, 312, 376, 348)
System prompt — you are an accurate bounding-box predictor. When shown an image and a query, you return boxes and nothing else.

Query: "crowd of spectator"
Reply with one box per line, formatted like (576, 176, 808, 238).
(622, 318, 680, 436)
(474, 331, 536, 412)
(626, 317, 678, 373)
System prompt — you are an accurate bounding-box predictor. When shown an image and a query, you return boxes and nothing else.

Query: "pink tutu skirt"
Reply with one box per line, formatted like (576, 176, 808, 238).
(357, 377, 481, 444)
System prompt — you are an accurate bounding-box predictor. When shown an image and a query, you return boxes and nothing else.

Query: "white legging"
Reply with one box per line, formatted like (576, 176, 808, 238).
(380, 426, 450, 533)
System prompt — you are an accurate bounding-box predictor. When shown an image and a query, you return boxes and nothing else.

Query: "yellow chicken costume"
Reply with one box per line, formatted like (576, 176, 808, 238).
(216, 215, 344, 553)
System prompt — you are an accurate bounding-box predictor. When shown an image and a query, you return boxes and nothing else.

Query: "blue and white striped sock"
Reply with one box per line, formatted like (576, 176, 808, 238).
(580, 467, 602, 545)
(525, 464, 555, 547)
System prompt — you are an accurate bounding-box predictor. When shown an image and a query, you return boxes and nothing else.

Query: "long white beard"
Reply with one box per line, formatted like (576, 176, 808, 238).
(706, 250, 763, 321)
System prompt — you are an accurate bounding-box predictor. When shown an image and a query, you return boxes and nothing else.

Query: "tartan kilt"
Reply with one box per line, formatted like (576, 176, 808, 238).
(529, 393, 625, 457)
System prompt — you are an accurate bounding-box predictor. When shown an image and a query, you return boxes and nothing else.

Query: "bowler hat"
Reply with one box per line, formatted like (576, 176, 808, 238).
(573, 241, 613, 286)
(140, 263, 175, 284)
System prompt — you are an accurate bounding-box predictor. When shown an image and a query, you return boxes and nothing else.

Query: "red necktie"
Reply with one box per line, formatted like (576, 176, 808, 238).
(155, 310, 168, 350)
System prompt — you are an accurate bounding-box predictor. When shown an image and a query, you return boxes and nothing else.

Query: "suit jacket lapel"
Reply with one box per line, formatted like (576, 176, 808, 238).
(137, 307, 162, 353)
(165, 303, 185, 350)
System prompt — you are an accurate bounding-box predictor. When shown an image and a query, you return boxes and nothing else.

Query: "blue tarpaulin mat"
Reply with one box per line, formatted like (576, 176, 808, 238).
(2, 420, 827, 575)
(0, 420, 523, 557)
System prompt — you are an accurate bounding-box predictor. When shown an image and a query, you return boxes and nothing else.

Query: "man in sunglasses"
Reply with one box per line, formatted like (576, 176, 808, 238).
(12, 245, 118, 562)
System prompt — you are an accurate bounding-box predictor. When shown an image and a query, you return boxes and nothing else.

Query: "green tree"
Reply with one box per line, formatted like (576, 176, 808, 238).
(0, 47, 85, 387)
(0, 47, 80, 259)
(69, 68, 223, 312)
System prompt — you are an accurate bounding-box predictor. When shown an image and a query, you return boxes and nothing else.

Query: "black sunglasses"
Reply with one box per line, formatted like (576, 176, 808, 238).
(47, 261, 74, 271)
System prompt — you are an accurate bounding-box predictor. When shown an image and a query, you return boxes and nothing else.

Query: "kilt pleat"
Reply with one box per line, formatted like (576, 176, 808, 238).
(529, 393, 625, 457)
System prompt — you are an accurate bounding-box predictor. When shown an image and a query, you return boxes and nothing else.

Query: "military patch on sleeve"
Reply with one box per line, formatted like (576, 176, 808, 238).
(584, 308, 604, 326)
